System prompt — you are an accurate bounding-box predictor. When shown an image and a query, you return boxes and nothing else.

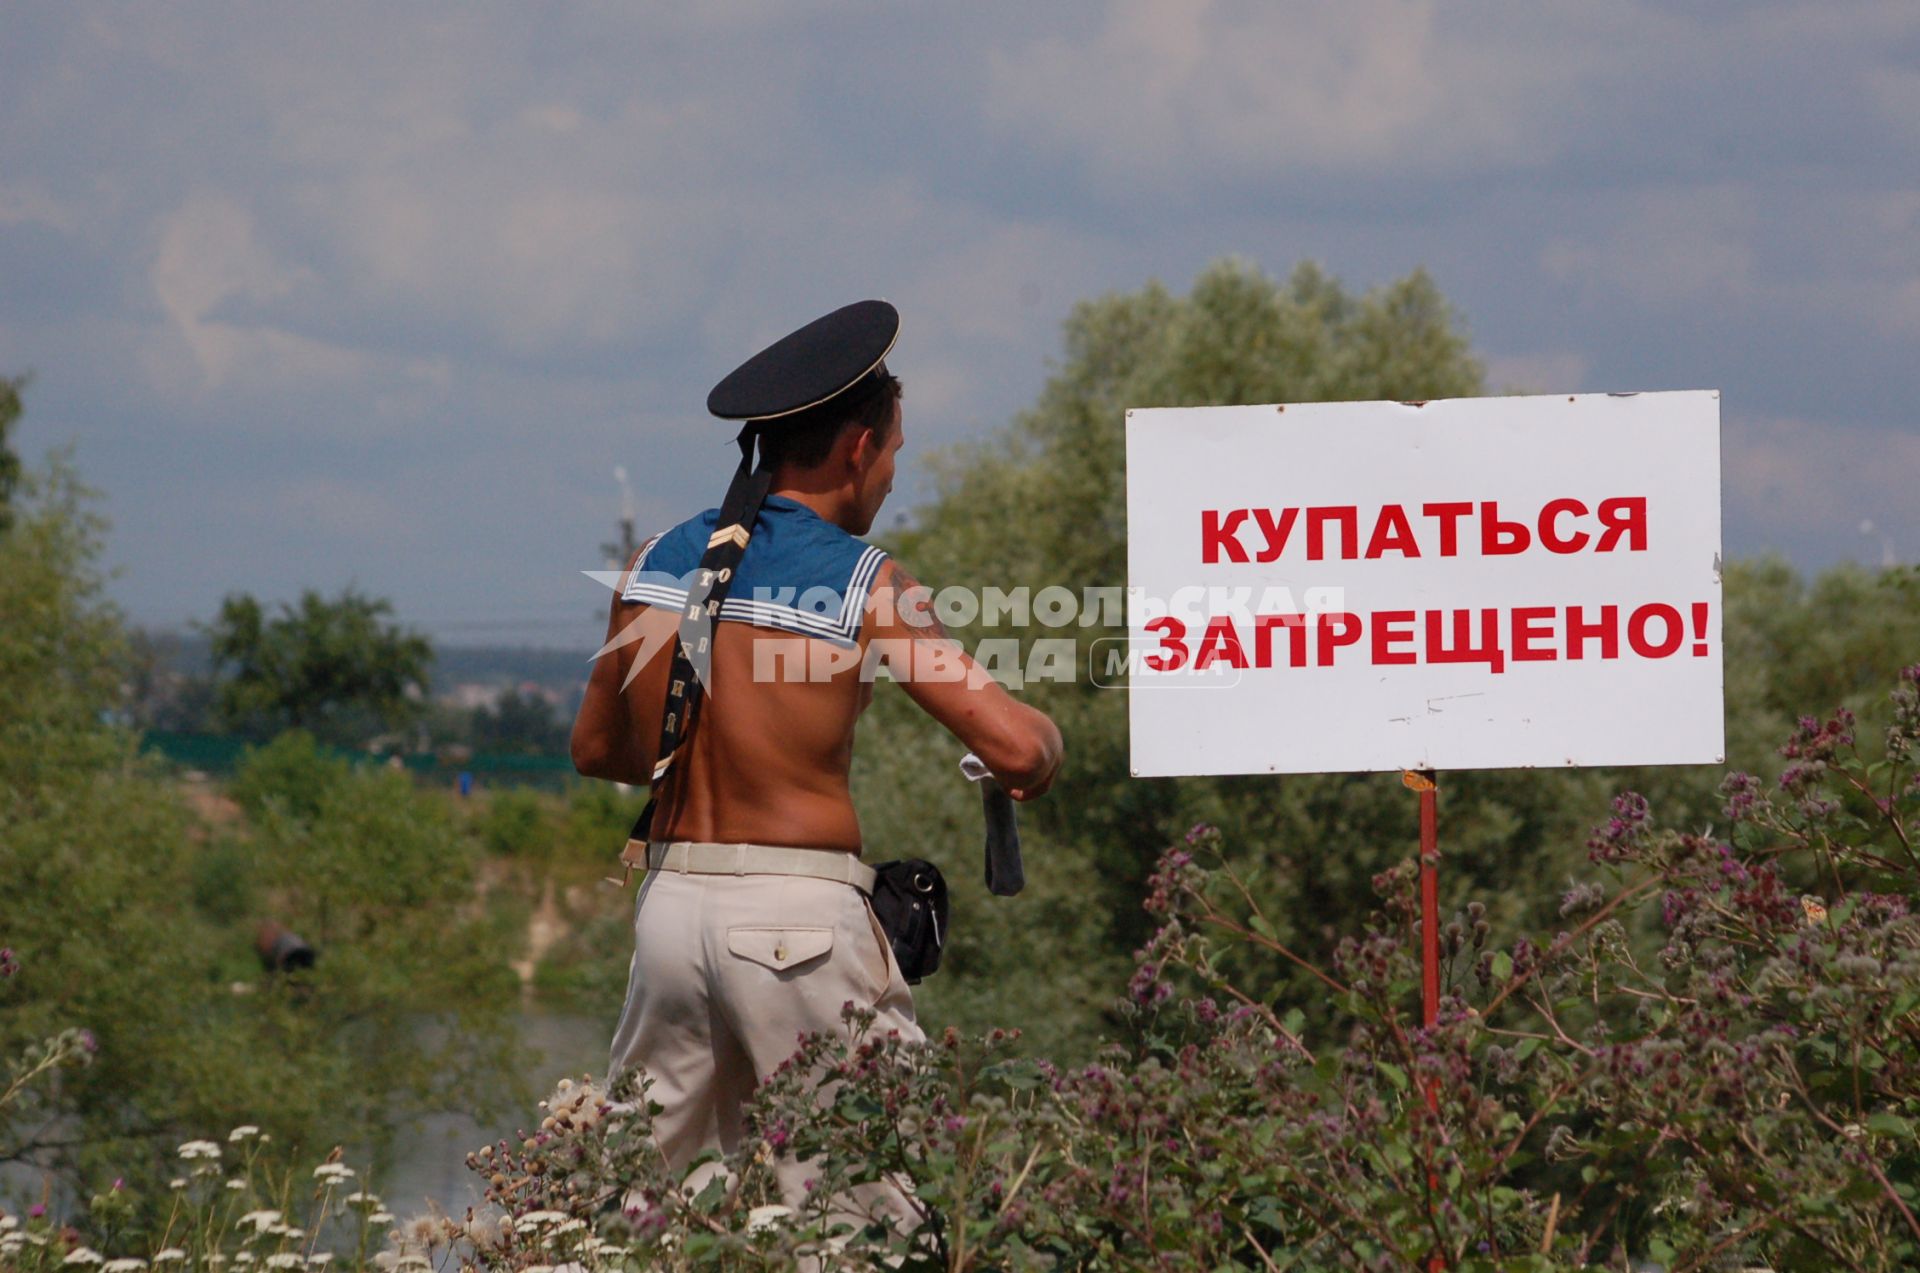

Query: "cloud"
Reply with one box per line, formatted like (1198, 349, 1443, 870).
(0, 181, 80, 232)
(1868, 66, 1920, 137)
(1484, 351, 1591, 395)
(257, 475, 412, 542)
(1541, 186, 1758, 306)
(1538, 183, 1920, 340)
(9, 1, 1920, 637)
(149, 193, 318, 387)
(981, 0, 1664, 184)
(1724, 413, 1920, 560)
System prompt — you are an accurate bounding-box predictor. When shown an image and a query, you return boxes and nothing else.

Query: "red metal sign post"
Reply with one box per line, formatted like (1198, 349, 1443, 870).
(1403, 769, 1442, 1034)
(1403, 769, 1444, 1270)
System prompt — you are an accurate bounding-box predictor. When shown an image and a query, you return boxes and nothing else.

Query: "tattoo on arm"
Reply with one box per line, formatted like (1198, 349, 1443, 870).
(885, 562, 950, 641)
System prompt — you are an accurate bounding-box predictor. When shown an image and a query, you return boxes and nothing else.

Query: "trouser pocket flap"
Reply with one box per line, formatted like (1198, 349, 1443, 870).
(726, 926, 834, 972)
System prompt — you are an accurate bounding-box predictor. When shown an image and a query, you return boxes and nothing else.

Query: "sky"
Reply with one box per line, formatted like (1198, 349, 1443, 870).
(3, 2, 1917, 649)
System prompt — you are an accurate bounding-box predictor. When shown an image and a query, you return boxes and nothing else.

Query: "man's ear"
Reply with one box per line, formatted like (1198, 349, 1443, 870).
(844, 424, 878, 473)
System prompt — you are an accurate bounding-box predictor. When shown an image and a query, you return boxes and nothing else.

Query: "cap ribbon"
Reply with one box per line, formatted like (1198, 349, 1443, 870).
(617, 426, 772, 874)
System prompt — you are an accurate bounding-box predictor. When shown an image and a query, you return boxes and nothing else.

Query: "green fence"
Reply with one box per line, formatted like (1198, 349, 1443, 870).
(140, 731, 579, 792)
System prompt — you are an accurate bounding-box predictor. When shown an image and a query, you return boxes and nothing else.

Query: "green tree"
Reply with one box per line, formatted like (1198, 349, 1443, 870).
(0, 373, 24, 536)
(471, 688, 569, 755)
(0, 445, 522, 1218)
(208, 588, 433, 746)
(850, 258, 1495, 1056)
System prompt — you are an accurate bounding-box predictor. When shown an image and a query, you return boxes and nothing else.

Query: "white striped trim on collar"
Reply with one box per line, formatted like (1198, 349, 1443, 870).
(620, 543, 887, 647)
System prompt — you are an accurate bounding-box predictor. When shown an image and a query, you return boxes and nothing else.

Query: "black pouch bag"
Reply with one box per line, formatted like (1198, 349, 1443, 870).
(867, 859, 948, 984)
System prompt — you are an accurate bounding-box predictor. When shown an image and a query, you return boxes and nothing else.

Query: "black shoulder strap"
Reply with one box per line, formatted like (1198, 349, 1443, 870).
(613, 428, 771, 881)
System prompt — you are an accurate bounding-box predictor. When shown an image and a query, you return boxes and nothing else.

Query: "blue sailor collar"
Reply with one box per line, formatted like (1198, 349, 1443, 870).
(619, 494, 889, 647)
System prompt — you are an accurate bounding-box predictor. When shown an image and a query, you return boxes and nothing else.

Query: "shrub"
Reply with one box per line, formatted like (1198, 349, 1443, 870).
(228, 730, 354, 824)
(477, 788, 556, 860)
(9, 666, 1920, 1270)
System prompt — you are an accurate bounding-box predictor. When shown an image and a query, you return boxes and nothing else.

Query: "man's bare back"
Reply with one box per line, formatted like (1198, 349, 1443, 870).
(589, 597, 870, 851)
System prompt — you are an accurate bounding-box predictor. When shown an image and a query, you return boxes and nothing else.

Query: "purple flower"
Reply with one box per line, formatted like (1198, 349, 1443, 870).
(0, 947, 17, 978)
(1719, 771, 1763, 821)
(1127, 961, 1173, 1006)
(1587, 792, 1650, 863)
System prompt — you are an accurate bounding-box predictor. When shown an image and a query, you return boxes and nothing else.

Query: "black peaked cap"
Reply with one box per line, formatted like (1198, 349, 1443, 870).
(706, 299, 899, 423)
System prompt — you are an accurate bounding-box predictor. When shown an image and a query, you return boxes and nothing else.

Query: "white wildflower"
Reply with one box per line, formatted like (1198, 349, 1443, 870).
(514, 1209, 570, 1232)
(168, 1178, 187, 1191)
(152, 1252, 187, 1264)
(237, 1211, 282, 1233)
(265, 1255, 303, 1270)
(342, 1191, 378, 1207)
(232, 1255, 254, 1267)
(103, 1260, 147, 1272)
(393, 1213, 449, 1251)
(224, 1180, 245, 1191)
(541, 1078, 606, 1132)
(459, 1218, 506, 1255)
(551, 1218, 585, 1235)
(228, 1126, 261, 1142)
(312, 1164, 354, 1184)
(747, 1204, 794, 1233)
(64, 1248, 105, 1266)
(395, 1257, 430, 1271)
(0, 1215, 15, 1231)
(306, 1257, 331, 1269)
(367, 1212, 394, 1225)
(176, 1141, 221, 1161)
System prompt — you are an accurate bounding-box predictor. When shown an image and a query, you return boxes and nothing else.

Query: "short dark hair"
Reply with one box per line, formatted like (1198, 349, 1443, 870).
(756, 370, 901, 471)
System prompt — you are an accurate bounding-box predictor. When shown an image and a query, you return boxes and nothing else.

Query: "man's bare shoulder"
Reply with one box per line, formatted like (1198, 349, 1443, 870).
(866, 557, 948, 642)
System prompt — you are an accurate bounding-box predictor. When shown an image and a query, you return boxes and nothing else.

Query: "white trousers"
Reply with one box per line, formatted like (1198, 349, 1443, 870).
(608, 866, 926, 1225)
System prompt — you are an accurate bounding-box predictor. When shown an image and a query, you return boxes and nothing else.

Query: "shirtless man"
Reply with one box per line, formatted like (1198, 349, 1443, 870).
(569, 300, 1063, 1214)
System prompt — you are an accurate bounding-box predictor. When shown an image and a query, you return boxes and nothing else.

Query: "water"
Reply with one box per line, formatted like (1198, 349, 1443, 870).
(374, 1008, 608, 1223)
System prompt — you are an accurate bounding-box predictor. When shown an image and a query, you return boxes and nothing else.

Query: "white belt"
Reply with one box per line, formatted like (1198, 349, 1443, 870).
(646, 840, 876, 894)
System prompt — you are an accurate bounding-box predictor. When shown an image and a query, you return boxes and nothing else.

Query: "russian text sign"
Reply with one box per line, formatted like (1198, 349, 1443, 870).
(1125, 391, 1723, 776)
